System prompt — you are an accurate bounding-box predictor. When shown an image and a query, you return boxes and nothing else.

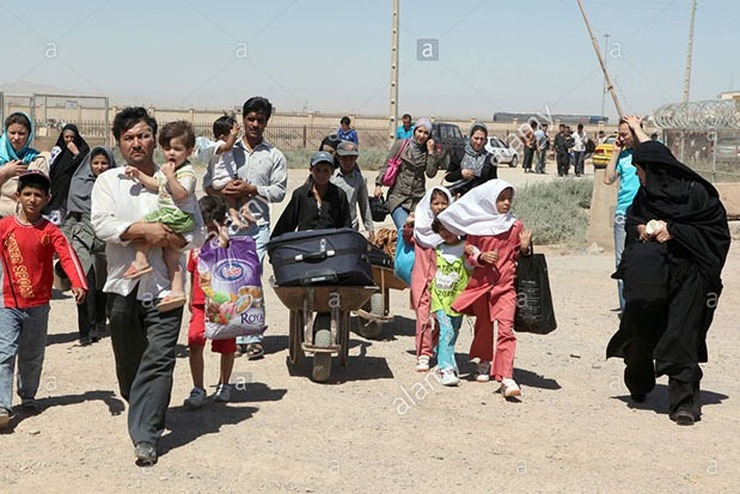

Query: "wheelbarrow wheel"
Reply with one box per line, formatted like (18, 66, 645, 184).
(312, 352, 332, 382)
(288, 310, 305, 367)
(356, 293, 385, 340)
(312, 314, 333, 382)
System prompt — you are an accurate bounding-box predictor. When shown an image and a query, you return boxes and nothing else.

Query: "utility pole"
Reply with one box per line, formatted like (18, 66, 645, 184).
(576, 0, 623, 118)
(680, 0, 698, 161)
(388, 0, 400, 146)
(600, 33, 610, 119)
(682, 0, 697, 103)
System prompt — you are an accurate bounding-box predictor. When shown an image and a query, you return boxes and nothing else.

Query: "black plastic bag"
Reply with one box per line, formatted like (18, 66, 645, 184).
(515, 252, 557, 334)
(370, 195, 388, 222)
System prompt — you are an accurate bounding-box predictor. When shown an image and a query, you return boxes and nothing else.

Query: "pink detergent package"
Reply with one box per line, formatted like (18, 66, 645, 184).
(197, 236, 266, 339)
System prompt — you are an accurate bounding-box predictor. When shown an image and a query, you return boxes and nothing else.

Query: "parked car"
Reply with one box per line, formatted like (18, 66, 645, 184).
(431, 122, 465, 169)
(591, 134, 618, 169)
(715, 137, 740, 164)
(484, 136, 519, 168)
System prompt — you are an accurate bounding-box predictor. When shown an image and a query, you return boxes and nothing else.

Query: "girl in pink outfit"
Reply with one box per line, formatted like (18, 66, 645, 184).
(439, 180, 531, 398)
(402, 186, 453, 372)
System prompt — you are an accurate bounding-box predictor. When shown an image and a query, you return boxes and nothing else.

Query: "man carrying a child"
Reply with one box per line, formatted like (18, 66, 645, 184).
(204, 96, 288, 360)
(91, 107, 205, 466)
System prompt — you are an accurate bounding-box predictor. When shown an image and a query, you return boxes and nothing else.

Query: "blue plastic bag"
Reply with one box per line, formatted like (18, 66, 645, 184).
(393, 228, 415, 286)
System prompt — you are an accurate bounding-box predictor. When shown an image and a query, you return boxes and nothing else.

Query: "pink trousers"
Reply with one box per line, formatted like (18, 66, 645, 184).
(414, 289, 437, 358)
(469, 293, 517, 381)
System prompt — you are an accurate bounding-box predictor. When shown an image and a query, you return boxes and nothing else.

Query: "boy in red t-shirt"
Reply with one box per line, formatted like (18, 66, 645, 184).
(183, 196, 236, 409)
(0, 170, 87, 428)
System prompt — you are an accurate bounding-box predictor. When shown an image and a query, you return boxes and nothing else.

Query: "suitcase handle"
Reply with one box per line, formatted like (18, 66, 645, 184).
(295, 249, 336, 263)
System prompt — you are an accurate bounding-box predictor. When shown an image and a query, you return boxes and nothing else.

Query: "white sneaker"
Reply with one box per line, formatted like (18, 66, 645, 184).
(501, 378, 522, 398)
(476, 361, 491, 383)
(214, 384, 231, 403)
(415, 356, 430, 372)
(438, 368, 460, 387)
(184, 387, 207, 409)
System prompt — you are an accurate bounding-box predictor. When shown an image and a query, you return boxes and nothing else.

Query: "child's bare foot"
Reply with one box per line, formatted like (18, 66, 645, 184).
(228, 213, 246, 230)
(123, 261, 153, 279)
(239, 210, 257, 225)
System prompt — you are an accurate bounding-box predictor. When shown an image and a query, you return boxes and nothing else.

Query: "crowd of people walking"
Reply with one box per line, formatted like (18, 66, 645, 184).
(0, 102, 730, 468)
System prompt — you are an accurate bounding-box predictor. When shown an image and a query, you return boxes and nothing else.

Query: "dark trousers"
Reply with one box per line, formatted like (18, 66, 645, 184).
(556, 152, 570, 176)
(76, 268, 107, 339)
(624, 348, 702, 418)
(522, 146, 535, 171)
(108, 288, 184, 445)
(535, 149, 547, 173)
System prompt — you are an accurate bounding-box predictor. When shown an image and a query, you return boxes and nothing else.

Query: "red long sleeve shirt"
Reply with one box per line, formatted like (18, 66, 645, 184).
(0, 216, 87, 308)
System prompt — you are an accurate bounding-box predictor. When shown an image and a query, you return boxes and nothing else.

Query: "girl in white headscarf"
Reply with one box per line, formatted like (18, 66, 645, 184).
(402, 185, 452, 372)
(438, 179, 532, 398)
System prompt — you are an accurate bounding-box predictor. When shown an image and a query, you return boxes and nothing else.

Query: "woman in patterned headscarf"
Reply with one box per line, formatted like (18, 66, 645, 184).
(0, 112, 48, 218)
(374, 118, 442, 230)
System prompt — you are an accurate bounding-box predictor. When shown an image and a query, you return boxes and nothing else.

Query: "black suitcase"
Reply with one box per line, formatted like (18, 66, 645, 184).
(268, 228, 374, 286)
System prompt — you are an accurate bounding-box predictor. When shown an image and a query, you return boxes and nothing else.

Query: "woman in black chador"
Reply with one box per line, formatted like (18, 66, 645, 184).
(607, 121, 731, 426)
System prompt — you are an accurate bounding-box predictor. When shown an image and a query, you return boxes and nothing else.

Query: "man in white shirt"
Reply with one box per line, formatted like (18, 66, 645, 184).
(91, 107, 205, 467)
(571, 123, 588, 177)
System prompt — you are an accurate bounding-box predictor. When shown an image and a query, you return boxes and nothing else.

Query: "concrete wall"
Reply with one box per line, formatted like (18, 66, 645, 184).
(588, 173, 740, 253)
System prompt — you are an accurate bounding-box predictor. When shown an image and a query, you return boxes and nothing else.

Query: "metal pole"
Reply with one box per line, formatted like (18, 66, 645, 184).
(711, 129, 717, 184)
(104, 96, 110, 147)
(683, 0, 697, 103)
(600, 33, 610, 119)
(680, 0, 697, 162)
(576, 0, 624, 118)
(388, 0, 400, 146)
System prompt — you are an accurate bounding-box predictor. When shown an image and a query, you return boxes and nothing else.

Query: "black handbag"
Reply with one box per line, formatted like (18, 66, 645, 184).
(612, 241, 669, 303)
(370, 195, 388, 222)
(514, 248, 557, 334)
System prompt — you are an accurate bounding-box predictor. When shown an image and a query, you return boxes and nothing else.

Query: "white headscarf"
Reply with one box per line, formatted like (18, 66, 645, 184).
(413, 186, 453, 248)
(438, 179, 517, 236)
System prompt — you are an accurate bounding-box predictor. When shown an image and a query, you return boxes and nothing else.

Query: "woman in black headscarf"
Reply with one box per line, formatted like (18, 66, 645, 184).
(444, 122, 497, 197)
(607, 117, 731, 426)
(45, 124, 89, 223)
(59, 146, 117, 345)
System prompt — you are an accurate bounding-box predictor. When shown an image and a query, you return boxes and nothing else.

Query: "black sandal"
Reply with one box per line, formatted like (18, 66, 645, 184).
(245, 343, 265, 360)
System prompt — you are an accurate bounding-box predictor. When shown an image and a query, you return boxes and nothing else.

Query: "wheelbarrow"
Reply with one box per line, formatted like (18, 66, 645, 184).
(270, 279, 376, 382)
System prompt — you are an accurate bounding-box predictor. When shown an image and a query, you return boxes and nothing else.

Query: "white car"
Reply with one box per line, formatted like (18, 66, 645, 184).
(485, 136, 519, 167)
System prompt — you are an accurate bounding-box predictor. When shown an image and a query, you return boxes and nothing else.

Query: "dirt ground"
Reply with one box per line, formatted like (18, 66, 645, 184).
(2, 164, 739, 493)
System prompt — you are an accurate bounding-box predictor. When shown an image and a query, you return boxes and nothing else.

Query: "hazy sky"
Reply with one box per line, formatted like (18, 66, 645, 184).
(2, 0, 738, 121)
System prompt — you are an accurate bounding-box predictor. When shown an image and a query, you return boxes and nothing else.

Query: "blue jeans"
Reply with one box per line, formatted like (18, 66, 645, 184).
(614, 214, 627, 311)
(0, 305, 50, 412)
(391, 206, 409, 231)
(236, 223, 270, 346)
(574, 151, 586, 175)
(535, 149, 547, 173)
(434, 310, 462, 373)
